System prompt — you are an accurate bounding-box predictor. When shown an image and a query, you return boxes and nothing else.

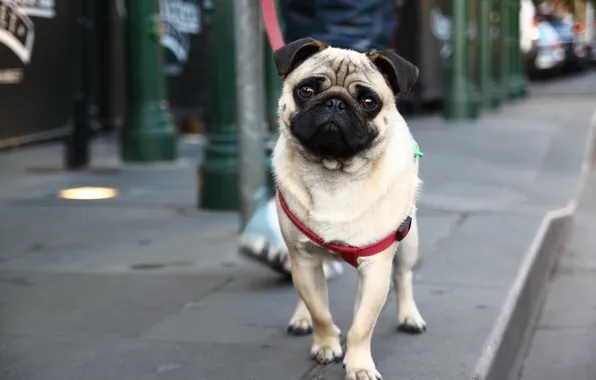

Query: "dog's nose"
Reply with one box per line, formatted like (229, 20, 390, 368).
(326, 98, 346, 112)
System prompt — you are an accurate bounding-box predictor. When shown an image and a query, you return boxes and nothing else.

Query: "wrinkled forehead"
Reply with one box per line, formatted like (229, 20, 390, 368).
(290, 48, 387, 90)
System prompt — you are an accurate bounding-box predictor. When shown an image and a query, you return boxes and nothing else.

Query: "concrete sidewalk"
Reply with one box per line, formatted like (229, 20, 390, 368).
(1, 79, 595, 380)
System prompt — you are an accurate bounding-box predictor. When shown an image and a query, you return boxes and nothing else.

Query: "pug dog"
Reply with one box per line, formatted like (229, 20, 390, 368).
(271, 38, 426, 380)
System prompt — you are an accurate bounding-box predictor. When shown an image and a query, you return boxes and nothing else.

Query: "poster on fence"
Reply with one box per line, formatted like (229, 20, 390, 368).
(159, 0, 208, 121)
(0, 0, 78, 144)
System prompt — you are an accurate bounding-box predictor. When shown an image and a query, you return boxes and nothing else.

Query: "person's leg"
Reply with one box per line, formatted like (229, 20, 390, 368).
(239, 197, 343, 278)
(279, 0, 315, 43)
(280, 0, 396, 53)
(310, 0, 395, 52)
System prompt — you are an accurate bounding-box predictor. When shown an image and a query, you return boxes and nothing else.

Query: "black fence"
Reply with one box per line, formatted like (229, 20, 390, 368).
(0, 0, 79, 147)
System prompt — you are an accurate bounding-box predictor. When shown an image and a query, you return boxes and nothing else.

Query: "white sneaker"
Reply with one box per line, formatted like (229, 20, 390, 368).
(239, 198, 344, 279)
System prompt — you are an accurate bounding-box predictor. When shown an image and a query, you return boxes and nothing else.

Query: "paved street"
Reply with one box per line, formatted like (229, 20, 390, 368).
(519, 171, 596, 380)
(0, 71, 595, 380)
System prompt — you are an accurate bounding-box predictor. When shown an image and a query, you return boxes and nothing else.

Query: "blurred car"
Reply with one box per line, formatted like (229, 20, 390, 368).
(525, 17, 566, 76)
(547, 16, 586, 71)
(573, 20, 596, 65)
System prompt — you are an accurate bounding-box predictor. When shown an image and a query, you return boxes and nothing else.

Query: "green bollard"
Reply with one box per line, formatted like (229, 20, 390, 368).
(490, 0, 503, 108)
(479, 0, 494, 110)
(121, 0, 177, 162)
(199, 0, 240, 211)
(443, 0, 480, 120)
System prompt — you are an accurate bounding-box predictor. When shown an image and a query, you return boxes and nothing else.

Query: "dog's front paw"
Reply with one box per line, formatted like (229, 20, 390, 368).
(397, 311, 427, 334)
(310, 324, 343, 364)
(310, 340, 343, 364)
(287, 318, 313, 336)
(343, 350, 382, 380)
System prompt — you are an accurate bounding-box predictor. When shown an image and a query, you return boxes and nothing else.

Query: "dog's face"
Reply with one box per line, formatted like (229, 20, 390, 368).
(274, 38, 419, 161)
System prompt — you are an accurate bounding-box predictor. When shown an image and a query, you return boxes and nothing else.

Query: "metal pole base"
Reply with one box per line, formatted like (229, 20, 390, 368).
(199, 132, 240, 211)
(65, 96, 92, 170)
(507, 75, 526, 100)
(489, 80, 503, 109)
(509, 75, 528, 99)
(443, 82, 481, 120)
(120, 102, 177, 162)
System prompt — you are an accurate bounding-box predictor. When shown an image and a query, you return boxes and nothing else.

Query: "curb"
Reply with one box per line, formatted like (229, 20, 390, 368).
(470, 109, 596, 380)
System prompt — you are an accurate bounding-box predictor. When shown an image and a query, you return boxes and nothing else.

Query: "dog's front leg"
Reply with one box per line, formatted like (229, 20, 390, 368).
(290, 250, 343, 364)
(344, 249, 394, 380)
(393, 214, 426, 333)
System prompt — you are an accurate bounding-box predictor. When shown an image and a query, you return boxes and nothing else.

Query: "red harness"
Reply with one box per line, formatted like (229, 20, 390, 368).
(277, 189, 412, 268)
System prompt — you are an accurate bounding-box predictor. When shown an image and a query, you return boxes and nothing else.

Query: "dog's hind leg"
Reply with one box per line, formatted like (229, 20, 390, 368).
(393, 213, 427, 333)
(289, 250, 343, 364)
(287, 299, 313, 336)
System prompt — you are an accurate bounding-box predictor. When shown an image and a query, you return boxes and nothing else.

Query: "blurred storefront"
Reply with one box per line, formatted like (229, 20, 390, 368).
(0, 0, 209, 149)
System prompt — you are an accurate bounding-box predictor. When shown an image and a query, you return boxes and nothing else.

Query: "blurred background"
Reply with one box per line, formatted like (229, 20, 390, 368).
(0, 0, 594, 156)
(1, 1, 596, 380)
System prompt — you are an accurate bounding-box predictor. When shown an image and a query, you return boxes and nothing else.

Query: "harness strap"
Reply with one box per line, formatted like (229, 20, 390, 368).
(277, 189, 412, 268)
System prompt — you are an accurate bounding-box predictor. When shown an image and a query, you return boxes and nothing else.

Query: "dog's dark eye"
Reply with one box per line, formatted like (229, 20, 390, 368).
(360, 96, 378, 110)
(298, 86, 315, 99)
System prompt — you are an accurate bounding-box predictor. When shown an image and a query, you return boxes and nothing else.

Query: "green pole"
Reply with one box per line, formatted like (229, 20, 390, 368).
(490, 0, 503, 108)
(444, 0, 480, 120)
(508, 0, 520, 99)
(121, 0, 177, 162)
(264, 38, 280, 197)
(479, 0, 493, 110)
(265, 40, 282, 132)
(199, 0, 240, 211)
(500, 0, 513, 101)
(511, 0, 528, 98)
(264, 0, 284, 197)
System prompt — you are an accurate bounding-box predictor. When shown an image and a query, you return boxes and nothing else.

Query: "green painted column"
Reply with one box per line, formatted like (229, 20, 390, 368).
(265, 40, 282, 132)
(444, 0, 480, 120)
(510, 0, 528, 99)
(499, 0, 512, 101)
(199, 0, 240, 211)
(490, 0, 503, 108)
(478, 0, 493, 110)
(505, 0, 525, 99)
(264, 38, 280, 197)
(121, 0, 177, 162)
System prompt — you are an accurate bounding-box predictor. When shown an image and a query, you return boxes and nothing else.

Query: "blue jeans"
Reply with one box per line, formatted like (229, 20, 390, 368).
(280, 0, 396, 53)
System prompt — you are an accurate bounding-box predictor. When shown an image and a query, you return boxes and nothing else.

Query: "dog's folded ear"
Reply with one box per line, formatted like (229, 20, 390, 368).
(273, 37, 329, 77)
(366, 49, 419, 95)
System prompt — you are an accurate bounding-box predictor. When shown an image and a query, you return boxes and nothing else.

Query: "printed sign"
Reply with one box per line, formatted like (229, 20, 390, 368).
(0, 0, 55, 83)
(160, 0, 201, 72)
(430, 7, 452, 60)
(0, 1, 34, 65)
(12, 0, 55, 19)
(429, 7, 477, 61)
